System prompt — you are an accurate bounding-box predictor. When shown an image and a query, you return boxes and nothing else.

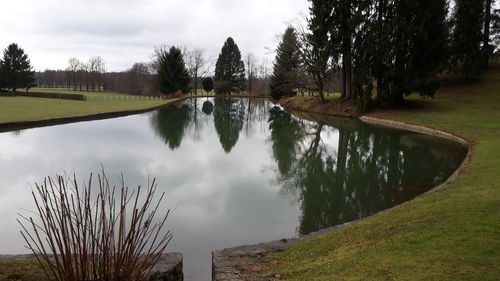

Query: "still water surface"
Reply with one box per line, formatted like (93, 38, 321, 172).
(0, 98, 466, 280)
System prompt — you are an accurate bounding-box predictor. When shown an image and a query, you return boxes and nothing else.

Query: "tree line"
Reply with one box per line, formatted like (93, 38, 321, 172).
(268, 0, 500, 110)
(65, 56, 106, 91)
(34, 43, 275, 97)
(4, 0, 499, 107)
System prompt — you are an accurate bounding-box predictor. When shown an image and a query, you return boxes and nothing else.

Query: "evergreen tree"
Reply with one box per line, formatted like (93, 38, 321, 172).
(0, 43, 35, 92)
(329, 0, 372, 105)
(351, 0, 377, 111)
(371, 0, 449, 106)
(303, 0, 335, 103)
(269, 27, 301, 100)
(0, 57, 5, 91)
(483, 0, 494, 66)
(202, 77, 214, 93)
(156, 46, 191, 95)
(384, 0, 449, 104)
(409, 0, 449, 97)
(451, 0, 486, 79)
(214, 37, 245, 94)
(493, 8, 500, 53)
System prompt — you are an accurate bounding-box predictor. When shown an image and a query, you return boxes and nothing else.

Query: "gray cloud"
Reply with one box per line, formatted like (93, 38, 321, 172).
(0, 0, 308, 71)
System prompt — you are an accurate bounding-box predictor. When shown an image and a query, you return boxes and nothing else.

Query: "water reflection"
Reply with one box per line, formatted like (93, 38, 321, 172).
(268, 108, 466, 235)
(151, 104, 192, 150)
(201, 100, 214, 116)
(213, 98, 246, 153)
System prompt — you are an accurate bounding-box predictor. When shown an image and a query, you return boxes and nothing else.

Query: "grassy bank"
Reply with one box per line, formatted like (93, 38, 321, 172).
(0, 90, 176, 124)
(266, 67, 500, 280)
(0, 259, 45, 281)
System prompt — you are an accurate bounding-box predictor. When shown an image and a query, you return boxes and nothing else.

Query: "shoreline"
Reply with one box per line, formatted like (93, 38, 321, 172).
(0, 97, 184, 133)
(212, 113, 472, 281)
(0, 95, 272, 133)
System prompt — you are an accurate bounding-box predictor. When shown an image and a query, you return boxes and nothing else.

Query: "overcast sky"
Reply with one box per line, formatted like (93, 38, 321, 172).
(0, 0, 309, 72)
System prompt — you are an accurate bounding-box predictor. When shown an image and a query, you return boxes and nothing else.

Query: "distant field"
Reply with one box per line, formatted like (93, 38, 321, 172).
(0, 94, 174, 124)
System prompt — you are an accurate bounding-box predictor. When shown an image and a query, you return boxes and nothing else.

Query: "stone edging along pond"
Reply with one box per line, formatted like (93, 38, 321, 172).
(212, 115, 473, 281)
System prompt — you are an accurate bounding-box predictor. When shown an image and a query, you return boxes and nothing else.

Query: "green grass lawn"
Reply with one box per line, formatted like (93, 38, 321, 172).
(267, 67, 500, 280)
(0, 91, 177, 124)
(0, 259, 46, 281)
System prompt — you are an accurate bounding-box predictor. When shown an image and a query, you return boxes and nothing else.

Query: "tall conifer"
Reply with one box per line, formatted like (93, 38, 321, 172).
(214, 37, 246, 94)
(451, 0, 485, 79)
(0, 43, 35, 92)
(270, 27, 301, 100)
(156, 46, 191, 95)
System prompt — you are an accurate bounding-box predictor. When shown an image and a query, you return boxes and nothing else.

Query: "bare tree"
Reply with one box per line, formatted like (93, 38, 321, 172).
(95, 56, 106, 91)
(185, 48, 211, 95)
(78, 61, 87, 91)
(88, 57, 99, 91)
(67, 57, 81, 91)
(245, 53, 257, 94)
(254, 58, 271, 96)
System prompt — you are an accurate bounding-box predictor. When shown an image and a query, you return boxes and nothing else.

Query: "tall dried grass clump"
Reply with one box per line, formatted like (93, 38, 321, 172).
(18, 171, 171, 281)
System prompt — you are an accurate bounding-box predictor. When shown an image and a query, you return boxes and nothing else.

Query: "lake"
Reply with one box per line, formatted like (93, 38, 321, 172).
(0, 98, 467, 280)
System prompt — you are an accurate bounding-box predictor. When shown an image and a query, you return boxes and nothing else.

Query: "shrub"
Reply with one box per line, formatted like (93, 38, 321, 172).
(18, 170, 171, 281)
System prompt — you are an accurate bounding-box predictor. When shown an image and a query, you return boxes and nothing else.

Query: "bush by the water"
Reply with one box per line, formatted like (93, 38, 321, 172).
(18, 170, 171, 281)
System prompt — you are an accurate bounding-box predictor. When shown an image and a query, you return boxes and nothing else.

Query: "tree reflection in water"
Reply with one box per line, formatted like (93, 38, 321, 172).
(151, 98, 271, 152)
(213, 98, 246, 153)
(150, 104, 192, 150)
(268, 106, 466, 235)
(150, 100, 465, 236)
(202, 100, 214, 115)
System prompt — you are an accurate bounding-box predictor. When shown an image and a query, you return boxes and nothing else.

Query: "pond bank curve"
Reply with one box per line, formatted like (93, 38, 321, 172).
(212, 114, 473, 281)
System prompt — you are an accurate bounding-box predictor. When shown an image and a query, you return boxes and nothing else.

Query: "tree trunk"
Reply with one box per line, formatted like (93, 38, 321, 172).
(345, 35, 352, 100)
(341, 66, 346, 99)
(317, 76, 326, 104)
(194, 73, 198, 95)
(343, 4, 352, 100)
(483, 0, 492, 67)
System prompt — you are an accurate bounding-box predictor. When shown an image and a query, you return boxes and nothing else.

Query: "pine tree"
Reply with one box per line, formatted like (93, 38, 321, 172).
(0, 43, 35, 92)
(483, 0, 494, 66)
(304, 0, 335, 103)
(493, 8, 500, 53)
(269, 27, 301, 100)
(372, 0, 449, 106)
(409, 0, 449, 97)
(0, 57, 5, 91)
(330, 0, 372, 104)
(214, 37, 246, 94)
(156, 46, 191, 95)
(451, 0, 486, 79)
